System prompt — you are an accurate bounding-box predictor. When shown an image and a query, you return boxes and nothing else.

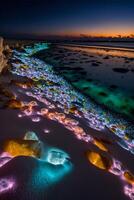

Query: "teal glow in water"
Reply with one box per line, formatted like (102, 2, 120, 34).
(30, 148, 72, 190)
(25, 43, 49, 56)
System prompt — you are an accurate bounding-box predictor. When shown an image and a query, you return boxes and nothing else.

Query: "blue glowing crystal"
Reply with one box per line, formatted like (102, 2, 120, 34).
(24, 131, 39, 141)
(47, 150, 67, 165)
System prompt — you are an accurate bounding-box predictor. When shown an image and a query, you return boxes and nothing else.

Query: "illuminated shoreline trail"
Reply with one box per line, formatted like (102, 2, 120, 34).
(10, 43, 134, 154)
(0, 42, 133, 199)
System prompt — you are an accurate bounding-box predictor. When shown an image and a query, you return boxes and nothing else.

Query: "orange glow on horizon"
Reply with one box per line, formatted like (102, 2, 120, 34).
(56, 29, 134, 38)
(42, 25, 134, 38)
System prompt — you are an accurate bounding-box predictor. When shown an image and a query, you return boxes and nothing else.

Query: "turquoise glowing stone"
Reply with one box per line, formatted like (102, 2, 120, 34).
(47, 150, 67, 165)
(24, 131, 39, 141)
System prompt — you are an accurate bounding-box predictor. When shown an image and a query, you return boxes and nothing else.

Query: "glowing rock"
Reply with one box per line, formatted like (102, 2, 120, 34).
(13, 80, 34, 88)
(0, 178, 15, 193)
(69, 106, 78, 114)
(118, 140, 129, 151)
(28, 101, 38, 107)
(124, 185, 134, 200)
(64, 118, 79, 127)
(72, 126, 85, 136)
(110, 125, 117, 133)
(21, 65, 28, 70)
(47, 150, 68, 165)
(47, 112, 57, 120)
(87, 151, 112, 170)
(32, 116, 41, 122)
(124, 171, 134, 184)
(18, 114, 22, 118)
(0, 157, 12, 168)
(24, 131, 39, 141)
(40, 108, 48, 115)
(7, 99, 24, 109)
(3, 140, 41, 158)
(93, 139, 108, 152)
(44, 129, 50, 133)
(55, 112, 65, 121)
(109, 160, 122, 176)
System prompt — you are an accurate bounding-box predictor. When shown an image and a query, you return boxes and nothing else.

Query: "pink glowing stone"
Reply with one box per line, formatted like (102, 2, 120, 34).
(44, 129, 50, 133)
(0, 178, 15, 193)
(32, 116, 41, 122)
(18, 114, 23, 118)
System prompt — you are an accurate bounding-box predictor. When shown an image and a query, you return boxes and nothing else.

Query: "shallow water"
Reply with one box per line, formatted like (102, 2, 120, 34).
(37, 44, 134, 119)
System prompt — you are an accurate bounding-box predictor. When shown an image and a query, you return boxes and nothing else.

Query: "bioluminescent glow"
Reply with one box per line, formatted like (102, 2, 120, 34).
(0, 157, 12, 168)
(29, 147, 72, 191)
(31, 116, 41, 122)
(0, 131, 72, 195)
(0, 152, 12, 168)
(3, 139, 41, 158)
(72, 79, 134, 118)
(87, 151, 134, 200)
(47, 149, 69, 165)
(10, 45, 134, 155)
(7, 42, 134, 199)
(0, 178, 15, 193)
(44, 129, 50, 133)
(25, 43, 49, 56)
(87, 151, 112, 170)
(24, 131, 39, 141)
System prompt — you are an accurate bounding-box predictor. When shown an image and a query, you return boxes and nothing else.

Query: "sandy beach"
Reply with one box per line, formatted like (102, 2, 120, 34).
(0, 42, 133, 200)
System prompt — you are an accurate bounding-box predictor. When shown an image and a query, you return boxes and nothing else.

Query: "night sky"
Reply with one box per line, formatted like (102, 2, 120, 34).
(0, 0, 134, 38)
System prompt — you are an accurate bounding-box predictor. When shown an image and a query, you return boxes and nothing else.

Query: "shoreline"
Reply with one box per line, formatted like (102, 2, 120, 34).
(56, 42, 134, 52)
(34, 43, 134, 120)
(0, 42, 134, 200)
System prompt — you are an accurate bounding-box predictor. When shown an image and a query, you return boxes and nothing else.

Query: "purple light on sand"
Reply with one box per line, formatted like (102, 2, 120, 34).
(0, 157, 12, 168)
(0, 178, 15, 193)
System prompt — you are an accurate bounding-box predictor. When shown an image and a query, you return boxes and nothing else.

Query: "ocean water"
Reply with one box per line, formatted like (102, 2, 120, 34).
(36, 43, 134, 119)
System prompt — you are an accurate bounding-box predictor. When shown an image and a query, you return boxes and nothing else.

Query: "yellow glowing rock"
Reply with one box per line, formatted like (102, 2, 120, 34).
(28, 101, 37, 107)
(7, 99, 24, 109)
(16, 82, 32, 89)
(40, 108, 48, 115)
(47, 112, 56, 120)
(12, 79, 34, 88)
(123, 171, 134, 184)
(87, 151, 112, 170)
(21, 65, 28, 70)
(69, 106, 78, 114)
(124, 135, 129, 140)
(3, 140, 41, 158)
(110, 127, 116, 133)
(93, 139, 108, 152)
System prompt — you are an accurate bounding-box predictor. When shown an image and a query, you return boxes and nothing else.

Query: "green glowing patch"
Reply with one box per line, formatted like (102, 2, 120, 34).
(71, 79, 134, 118)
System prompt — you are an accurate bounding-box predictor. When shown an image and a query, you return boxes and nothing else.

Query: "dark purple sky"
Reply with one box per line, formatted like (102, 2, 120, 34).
(0, 0, 134, 38)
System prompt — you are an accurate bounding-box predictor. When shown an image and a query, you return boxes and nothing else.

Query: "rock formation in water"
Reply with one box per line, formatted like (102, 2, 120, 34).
(0, 37, 7, 73)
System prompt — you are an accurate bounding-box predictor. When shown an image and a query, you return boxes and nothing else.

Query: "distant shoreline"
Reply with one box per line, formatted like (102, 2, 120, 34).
(55, 42, 134, 52)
